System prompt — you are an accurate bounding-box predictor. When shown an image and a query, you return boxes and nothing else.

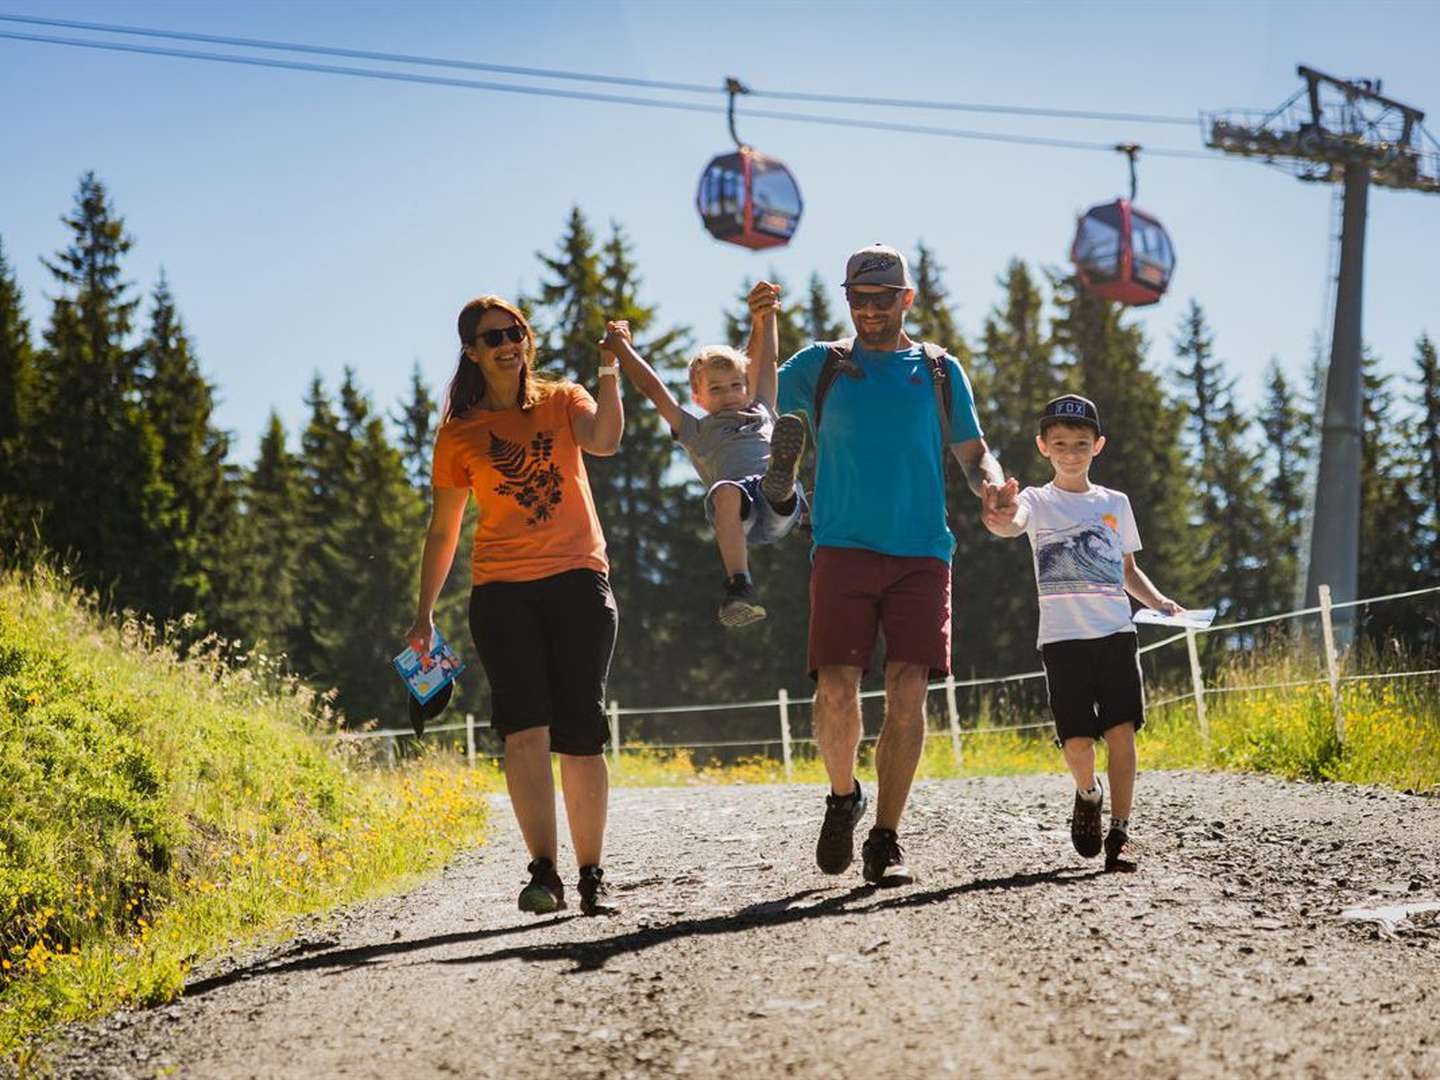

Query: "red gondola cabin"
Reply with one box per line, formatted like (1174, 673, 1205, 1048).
(697, 146, 803, 251)
(1070, 198, 1176, 306)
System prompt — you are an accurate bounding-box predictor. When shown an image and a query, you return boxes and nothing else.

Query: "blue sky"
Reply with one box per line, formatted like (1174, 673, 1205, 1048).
(3, 0, 1438, 464)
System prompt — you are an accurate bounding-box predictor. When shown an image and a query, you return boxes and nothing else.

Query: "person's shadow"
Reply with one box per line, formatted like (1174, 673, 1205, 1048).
(179, 865, 1101, 996)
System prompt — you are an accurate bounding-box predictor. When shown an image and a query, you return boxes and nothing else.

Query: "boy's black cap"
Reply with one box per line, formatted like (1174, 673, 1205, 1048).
(1039, 394, 1101, 435)
(408, 680, 453, 737)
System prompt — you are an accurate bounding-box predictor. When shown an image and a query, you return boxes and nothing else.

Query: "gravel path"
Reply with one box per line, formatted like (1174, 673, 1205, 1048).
(45, 772, 1440, 1079)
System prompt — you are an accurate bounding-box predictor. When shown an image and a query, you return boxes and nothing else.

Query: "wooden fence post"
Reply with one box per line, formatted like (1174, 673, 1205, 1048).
(945, 672, 962, 769)
(608, 700, 621, 767)
(778, 689, 793, 782)
(465, 712, 475, 768)
(1185, 627, 1210, 752)
(1318, 584, 1345, 745)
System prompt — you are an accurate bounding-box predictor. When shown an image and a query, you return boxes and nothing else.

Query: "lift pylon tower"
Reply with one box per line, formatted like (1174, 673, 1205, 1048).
(1204, 66, 1440, 644)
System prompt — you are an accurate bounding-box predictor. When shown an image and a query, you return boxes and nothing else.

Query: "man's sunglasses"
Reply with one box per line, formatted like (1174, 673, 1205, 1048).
(845, 289, 901, 311)
(476, 325, 526, 347)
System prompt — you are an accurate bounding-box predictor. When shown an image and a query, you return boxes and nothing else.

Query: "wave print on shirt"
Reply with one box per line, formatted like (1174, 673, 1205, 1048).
(1035, 518, 1124, 597)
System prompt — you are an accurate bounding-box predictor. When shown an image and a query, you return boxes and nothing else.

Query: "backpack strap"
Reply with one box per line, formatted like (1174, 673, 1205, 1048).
(812, 337, 859, 433)
(920, 341, 954, 450)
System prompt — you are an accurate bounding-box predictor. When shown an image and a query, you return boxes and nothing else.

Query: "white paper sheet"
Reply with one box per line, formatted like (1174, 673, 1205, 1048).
(1132, 607, 1216, 629)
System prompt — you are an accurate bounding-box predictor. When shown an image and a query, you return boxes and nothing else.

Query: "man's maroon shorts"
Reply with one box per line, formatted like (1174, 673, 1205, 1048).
(807, 546, 952, 679)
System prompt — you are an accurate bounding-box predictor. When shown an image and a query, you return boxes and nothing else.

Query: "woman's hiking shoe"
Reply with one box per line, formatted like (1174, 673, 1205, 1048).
(861, 827, 915, 887)
(815, 780, 867, 874)
(1104, 828, 1137, 873)
(518, 857, 566, 914)
(761, 413, 808, 508)
(577, 865, 617, 916)
(719, 576, 766, 627)
(1070, 783, 1104, 858)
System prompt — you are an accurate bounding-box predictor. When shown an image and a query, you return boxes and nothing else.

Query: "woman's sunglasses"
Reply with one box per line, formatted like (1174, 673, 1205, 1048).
(845, 289, 901, 311)
(476, 325, 527, 347)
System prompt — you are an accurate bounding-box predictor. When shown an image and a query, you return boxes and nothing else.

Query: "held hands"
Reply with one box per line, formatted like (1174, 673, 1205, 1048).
(747, 280, 781, 320)
(600, 319, 632, 359)
(981, 476, 1020, 529)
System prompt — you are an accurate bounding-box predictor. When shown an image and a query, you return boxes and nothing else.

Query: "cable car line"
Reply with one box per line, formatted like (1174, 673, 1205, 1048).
(0, 11, 1199, 128)
(0, 28, 1220, 161)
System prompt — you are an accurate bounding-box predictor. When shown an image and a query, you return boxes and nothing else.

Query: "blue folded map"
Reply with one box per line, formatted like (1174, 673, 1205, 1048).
(392, 629, 465, 705)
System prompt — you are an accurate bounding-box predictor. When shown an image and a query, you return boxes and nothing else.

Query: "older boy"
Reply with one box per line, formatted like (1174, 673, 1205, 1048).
(602, 283, 807, 626)
(983, 394, 1182, 871)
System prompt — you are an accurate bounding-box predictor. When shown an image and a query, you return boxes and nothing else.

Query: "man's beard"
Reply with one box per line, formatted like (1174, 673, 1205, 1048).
(855, 312, 902, 349)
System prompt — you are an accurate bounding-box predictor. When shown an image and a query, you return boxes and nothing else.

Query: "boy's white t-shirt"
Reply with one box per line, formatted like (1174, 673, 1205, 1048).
(1017, 482, 1142, 647)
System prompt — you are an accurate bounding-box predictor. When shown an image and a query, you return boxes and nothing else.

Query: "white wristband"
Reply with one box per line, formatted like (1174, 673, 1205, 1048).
(597, 364, 619, 378)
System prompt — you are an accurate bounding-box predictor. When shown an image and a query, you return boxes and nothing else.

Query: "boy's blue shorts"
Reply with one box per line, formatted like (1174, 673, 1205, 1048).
(703, 475, 807, 546)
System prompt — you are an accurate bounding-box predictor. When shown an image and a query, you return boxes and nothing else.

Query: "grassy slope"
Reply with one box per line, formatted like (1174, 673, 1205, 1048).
(0, 569, 491, 1056)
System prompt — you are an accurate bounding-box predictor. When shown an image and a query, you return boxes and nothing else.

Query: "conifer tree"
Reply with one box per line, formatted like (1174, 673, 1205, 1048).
(0, 237, 37, 546)
(227, 412, 305, 655)
(908, 241, 971, 363)
(1258, 360, 1310, 598)
(291, 375, 348, 678)
(394, 362, 437, 491)
(1203, 396, 1277, 623)
(1409, 334, 1440, 587)
(1172, 300, 1224, 477)
(1358, 350, 1424, 645)
(136, 274, 233, 619)
(29, 173, 175, 612)
(803, 272, 843, 342)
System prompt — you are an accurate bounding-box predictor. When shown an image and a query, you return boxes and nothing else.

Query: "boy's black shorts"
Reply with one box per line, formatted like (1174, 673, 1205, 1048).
(1040, 631, 1145, 744)
(468, 568, 618, 756)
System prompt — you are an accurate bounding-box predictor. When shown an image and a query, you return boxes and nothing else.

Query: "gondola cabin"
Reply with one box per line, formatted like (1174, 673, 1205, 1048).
(1071, 197, 1176, 307)
(697, 146, 803, 250)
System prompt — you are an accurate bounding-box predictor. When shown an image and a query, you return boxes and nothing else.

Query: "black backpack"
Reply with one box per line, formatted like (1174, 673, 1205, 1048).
(811, 338, 956, 455)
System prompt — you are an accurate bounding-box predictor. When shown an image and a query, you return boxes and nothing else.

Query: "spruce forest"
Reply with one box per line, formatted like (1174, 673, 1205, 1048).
(2, 174, 1437, 739)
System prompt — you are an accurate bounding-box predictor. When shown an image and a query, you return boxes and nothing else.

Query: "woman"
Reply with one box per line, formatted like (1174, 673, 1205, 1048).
(406, 295, 623, 916)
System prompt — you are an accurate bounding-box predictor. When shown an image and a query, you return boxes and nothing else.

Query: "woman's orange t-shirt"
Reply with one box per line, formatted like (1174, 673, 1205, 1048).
(431, 383, 609, 585)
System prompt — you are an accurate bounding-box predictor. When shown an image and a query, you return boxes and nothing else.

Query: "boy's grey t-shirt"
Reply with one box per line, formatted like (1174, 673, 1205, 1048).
(673, 398, 776, 488)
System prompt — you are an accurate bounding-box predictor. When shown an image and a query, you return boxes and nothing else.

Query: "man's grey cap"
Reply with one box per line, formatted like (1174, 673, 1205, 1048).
(842, 243, 914, 290)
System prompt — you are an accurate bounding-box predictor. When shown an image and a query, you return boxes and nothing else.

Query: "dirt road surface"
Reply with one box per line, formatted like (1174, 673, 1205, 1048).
(44, 772, 1440, 1078)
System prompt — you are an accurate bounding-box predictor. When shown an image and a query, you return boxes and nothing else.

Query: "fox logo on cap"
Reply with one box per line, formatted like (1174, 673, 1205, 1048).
(1039, 394, 1101, 435)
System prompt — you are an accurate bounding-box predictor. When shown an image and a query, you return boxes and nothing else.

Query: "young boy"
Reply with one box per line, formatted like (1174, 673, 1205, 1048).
(602, 281, 807, 627)
(983, 394, 1183, 871)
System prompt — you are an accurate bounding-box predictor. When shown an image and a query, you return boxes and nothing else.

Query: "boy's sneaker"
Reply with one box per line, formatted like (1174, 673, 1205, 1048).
(1104, 827, 1137, 873)
(577, 865, 617, 915)
(1070, 782, 1104, 859)
(719, 576, 766, 627)
(761, 413, 807, 508)
(517, 857, 566, 914)
(861, 827, 915, 887)
(815, 780, 867, 874)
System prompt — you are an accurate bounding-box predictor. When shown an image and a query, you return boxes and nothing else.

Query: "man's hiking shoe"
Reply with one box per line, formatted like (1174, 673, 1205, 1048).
(578, 865, 617, 916)
(815, 781, 867, 874)
(861, 827, 915, 887)
(719, 576, 766, 628)
(761, 413, 807, 508)
(1070, 783, 1104, 859)
(517, 857, 566, 914)
(1104, 828, 1137, 873)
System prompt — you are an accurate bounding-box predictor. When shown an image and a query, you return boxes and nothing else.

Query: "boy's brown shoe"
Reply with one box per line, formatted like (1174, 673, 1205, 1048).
(1104, 827, 1137, 872)
(1070, 783, 1104, 858)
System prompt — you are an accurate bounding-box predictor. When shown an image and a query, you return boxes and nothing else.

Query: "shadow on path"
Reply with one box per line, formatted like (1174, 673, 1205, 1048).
(441, 865, 1103, 973)
(182, 916, 569, 998)
(182, 866, 1100, 996)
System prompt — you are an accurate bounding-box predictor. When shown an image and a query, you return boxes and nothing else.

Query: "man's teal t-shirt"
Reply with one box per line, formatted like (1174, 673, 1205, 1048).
(777, 341, 983, 562)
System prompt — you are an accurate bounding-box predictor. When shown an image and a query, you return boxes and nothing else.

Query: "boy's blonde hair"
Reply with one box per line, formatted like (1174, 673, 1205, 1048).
(688, 345, 749, 393)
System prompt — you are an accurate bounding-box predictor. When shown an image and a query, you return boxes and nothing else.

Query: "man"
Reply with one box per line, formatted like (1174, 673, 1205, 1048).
(776, 243, 1009, 885)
